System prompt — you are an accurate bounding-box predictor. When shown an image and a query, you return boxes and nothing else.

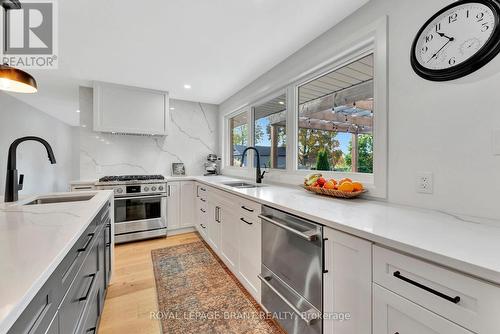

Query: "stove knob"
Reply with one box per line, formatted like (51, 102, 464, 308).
(144, 186, 149, 192)
(158, 185, 164, 191)
(151, 186, 157, 192)
(116, 188, 123, 194)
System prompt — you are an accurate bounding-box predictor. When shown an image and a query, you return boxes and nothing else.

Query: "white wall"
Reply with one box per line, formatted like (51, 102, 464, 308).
(219, 0, 500, 219)
(79, 87, 219, 179)
(0, 92, 77, 196)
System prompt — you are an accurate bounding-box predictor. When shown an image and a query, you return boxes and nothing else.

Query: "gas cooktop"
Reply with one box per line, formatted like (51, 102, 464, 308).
(98, 175, 165, 183)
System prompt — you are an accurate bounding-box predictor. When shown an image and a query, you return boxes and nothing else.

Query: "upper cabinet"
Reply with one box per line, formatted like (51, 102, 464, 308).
(93, 81, 169, 135)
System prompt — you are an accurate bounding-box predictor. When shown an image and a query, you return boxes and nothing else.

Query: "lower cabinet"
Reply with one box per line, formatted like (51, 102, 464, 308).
(168, 181, 196, 231)
(373, 284, 473, 334)
(237, 214, 261, 299)
(7, 201, 112, 334)
(219, 206, 240, 272)
(323, 227, 372, 334)
(207, 201, 221, 252)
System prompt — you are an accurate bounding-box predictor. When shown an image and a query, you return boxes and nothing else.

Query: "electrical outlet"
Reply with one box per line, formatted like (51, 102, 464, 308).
(416, 172, 433, 194)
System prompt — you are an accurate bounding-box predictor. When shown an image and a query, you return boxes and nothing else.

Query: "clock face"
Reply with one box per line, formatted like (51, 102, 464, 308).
(415, 2, 497, 70)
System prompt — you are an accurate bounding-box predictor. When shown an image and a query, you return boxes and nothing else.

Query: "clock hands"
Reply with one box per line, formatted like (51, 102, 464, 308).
(427, 32, 455, 63)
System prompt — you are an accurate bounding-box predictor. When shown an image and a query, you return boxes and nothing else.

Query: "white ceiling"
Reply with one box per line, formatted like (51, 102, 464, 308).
(9, 0, 369, 125)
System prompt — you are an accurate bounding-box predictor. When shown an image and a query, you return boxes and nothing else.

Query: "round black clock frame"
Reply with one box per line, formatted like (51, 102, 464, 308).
(411, 0, 500, 81)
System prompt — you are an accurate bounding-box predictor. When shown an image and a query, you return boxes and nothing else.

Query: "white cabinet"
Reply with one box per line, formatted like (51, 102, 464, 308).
(207, 201, 221, 252)
(180, 181, 195, 227)
(373, 284, 473, 334)
(167, 182, 180, 230)
(219, 205, 240, 272)
(238, 214, 261, 300)
(93, 81, 169, 135)
(323, 227, 372, 334)
(167, 181, 196, 232)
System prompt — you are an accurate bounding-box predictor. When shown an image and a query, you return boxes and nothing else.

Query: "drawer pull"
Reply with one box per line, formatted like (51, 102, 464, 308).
(200, 224, 206, 229)
(200, 208, 206, 213)
(78, 233, 95, 252)
(200, 187, 206, 191)
(86, 327, 96, 334)
(200, 198, 206, 202)
(393, 271, 461, 304)
(240, 217, 253, 225)
(78, 273, 96, 302)
(241, 205, 254, 213)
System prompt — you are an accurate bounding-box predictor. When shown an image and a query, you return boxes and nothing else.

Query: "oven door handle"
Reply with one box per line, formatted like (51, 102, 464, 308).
(257, 275, 319, 325)
(115, 194, 168, 200)
(258, 214, 318, 241)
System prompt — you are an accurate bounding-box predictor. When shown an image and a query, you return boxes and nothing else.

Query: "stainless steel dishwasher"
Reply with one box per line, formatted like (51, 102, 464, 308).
(258, 206, 324, 334)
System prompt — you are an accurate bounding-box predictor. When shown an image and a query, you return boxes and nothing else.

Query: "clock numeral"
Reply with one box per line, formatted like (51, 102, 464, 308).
(425, 34, 434, 43)
(449, 12, 458, 23)
(421, 45, 429, 53)
(435, 23, 441, 32)
(466, 9, 470, 18)
(476, 12, 485, 21)
(481, 22, 491, 32)
(448, 57, 456, 65)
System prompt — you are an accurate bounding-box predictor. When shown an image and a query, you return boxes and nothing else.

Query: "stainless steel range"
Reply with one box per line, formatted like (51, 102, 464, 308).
(96, 175, 167, 243)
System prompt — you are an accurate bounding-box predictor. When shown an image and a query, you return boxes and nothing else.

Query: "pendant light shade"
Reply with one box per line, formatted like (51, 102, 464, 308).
(0, 64, 37, 93)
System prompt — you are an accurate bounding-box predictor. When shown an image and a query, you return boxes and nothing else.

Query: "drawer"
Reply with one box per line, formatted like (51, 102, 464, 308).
(373, 283, 473, 334)
(196, 183, 208, 198)
(59, 241, 99, 334)
(373, 245, 500, 333)
(238, 197, 261, 219)
(196, 196, 208, 214)
(58, 223, 97, 294)
(75, 279, 100, 334)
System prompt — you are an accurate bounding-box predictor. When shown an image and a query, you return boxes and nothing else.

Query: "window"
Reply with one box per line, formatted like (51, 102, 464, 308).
(229, 112, 248, 166)
(297, 54, 374, 173)
(253, 94, 287, 169)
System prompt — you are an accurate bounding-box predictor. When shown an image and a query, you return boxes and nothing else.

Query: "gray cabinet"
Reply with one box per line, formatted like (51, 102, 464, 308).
(7, 201, 112, 334)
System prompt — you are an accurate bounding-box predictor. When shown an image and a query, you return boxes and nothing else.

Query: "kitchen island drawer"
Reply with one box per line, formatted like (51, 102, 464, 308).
(373, 245, 500, 333)
(59, 239, 99, 334)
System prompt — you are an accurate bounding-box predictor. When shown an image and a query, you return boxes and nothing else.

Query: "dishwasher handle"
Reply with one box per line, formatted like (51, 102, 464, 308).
(258, 214, 318, 241)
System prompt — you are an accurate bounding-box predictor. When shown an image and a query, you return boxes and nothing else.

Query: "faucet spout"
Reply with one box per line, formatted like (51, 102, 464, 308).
(240, 146, 265, 184)
(4, 136, 57, 202)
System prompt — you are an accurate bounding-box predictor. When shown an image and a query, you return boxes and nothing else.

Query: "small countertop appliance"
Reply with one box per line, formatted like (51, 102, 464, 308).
(204, 154, 220, 176)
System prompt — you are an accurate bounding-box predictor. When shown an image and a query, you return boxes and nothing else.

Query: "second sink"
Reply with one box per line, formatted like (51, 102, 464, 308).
(222, 182, 262, 189)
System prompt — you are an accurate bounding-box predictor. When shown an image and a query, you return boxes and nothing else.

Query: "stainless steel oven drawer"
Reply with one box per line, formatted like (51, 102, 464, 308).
(259, 265, 322, 334)
(260, 206, 323, 309)
(115, 218, 165, 235)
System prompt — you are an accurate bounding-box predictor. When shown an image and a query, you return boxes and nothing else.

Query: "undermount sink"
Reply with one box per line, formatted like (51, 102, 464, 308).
(222, 181, 263, 189)
(23, 194, 96, 205)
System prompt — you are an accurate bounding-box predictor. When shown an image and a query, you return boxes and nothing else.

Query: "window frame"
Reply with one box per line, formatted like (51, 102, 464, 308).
(225, 107, 251, 169)
(222, 18, 387, 198)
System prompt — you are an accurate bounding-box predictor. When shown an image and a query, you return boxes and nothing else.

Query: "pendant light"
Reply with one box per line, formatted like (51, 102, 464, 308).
(0, 63, 38, 93)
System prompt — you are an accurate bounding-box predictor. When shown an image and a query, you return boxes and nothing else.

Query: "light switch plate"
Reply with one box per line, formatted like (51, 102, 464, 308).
(416, 172, 433, 194)
(492, 130, 500, 155)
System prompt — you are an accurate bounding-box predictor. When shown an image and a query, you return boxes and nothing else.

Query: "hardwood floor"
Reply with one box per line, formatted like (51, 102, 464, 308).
(98, 232, 201, 334)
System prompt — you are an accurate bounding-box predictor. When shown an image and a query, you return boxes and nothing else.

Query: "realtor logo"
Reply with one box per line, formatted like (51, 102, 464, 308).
(1, 0, 58, 68)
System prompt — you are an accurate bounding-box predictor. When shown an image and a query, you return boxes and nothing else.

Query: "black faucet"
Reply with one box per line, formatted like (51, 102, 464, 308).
(4, 136, 56, 202)
(240, 146, 266, 184)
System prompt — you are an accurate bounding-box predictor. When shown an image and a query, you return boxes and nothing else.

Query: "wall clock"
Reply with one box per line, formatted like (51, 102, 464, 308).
(411, 0, 500, 81)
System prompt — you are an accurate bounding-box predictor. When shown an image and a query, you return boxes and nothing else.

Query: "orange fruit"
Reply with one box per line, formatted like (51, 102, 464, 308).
(339, 178, 352, 185)
(352, 182, 363, 191)
(338, 181, 354, 192)
(324, 181, 336, 190)
(328, 179, 337, 185)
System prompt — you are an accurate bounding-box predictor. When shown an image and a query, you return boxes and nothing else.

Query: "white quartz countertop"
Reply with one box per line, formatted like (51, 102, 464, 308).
(0, 190, 113, 334)
(169, 175, 500, 286)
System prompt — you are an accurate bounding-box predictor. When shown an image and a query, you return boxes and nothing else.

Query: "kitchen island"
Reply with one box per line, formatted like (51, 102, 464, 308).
(0, 190, 114, 334)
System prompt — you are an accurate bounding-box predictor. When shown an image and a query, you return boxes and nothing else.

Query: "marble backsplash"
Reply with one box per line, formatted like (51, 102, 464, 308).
(79, 87, 219, 179)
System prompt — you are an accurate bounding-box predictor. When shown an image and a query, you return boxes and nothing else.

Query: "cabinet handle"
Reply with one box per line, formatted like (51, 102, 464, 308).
(200, 198, 206, 202)
(240, 217, 253, 225)
(200, 224, 206, 229)
(393, 271, 461, 304)
(241, 205, 254, 213)
(78, 273, 96, 301)
(86, 327, 97, 334)
(200, 208, 206, 213)
(167, 185, 171, 197)
(78, 233, 94, 252)
(322, 238, 328, 274)
(200, 187, 206, 191)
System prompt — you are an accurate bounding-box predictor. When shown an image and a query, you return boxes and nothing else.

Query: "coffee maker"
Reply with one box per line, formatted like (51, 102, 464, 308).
(204, 154, 221, 176)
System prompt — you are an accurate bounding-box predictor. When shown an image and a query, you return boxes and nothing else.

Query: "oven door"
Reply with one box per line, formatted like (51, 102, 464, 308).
(114, 194, 166, 235)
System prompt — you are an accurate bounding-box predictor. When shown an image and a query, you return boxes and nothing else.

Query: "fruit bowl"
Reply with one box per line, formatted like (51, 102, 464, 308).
(302, 185, 366, 199)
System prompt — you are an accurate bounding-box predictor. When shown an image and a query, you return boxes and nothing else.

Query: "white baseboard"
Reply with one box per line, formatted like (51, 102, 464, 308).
(166, 226, 195, 236)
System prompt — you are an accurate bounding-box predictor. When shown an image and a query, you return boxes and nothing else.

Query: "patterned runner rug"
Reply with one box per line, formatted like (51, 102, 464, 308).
(151, 240, 285, 334)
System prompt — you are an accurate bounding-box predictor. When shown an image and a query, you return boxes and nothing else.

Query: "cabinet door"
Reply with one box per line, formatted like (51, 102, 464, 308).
(238, 215, 261, 301)
(219, 206, 239, 272)
(323, 228, 372, 334)
(207, 202, 221, 252)
(180, 181, 195, 227)
(373, 284, 473, 334)
(167, 182, 180, 230)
